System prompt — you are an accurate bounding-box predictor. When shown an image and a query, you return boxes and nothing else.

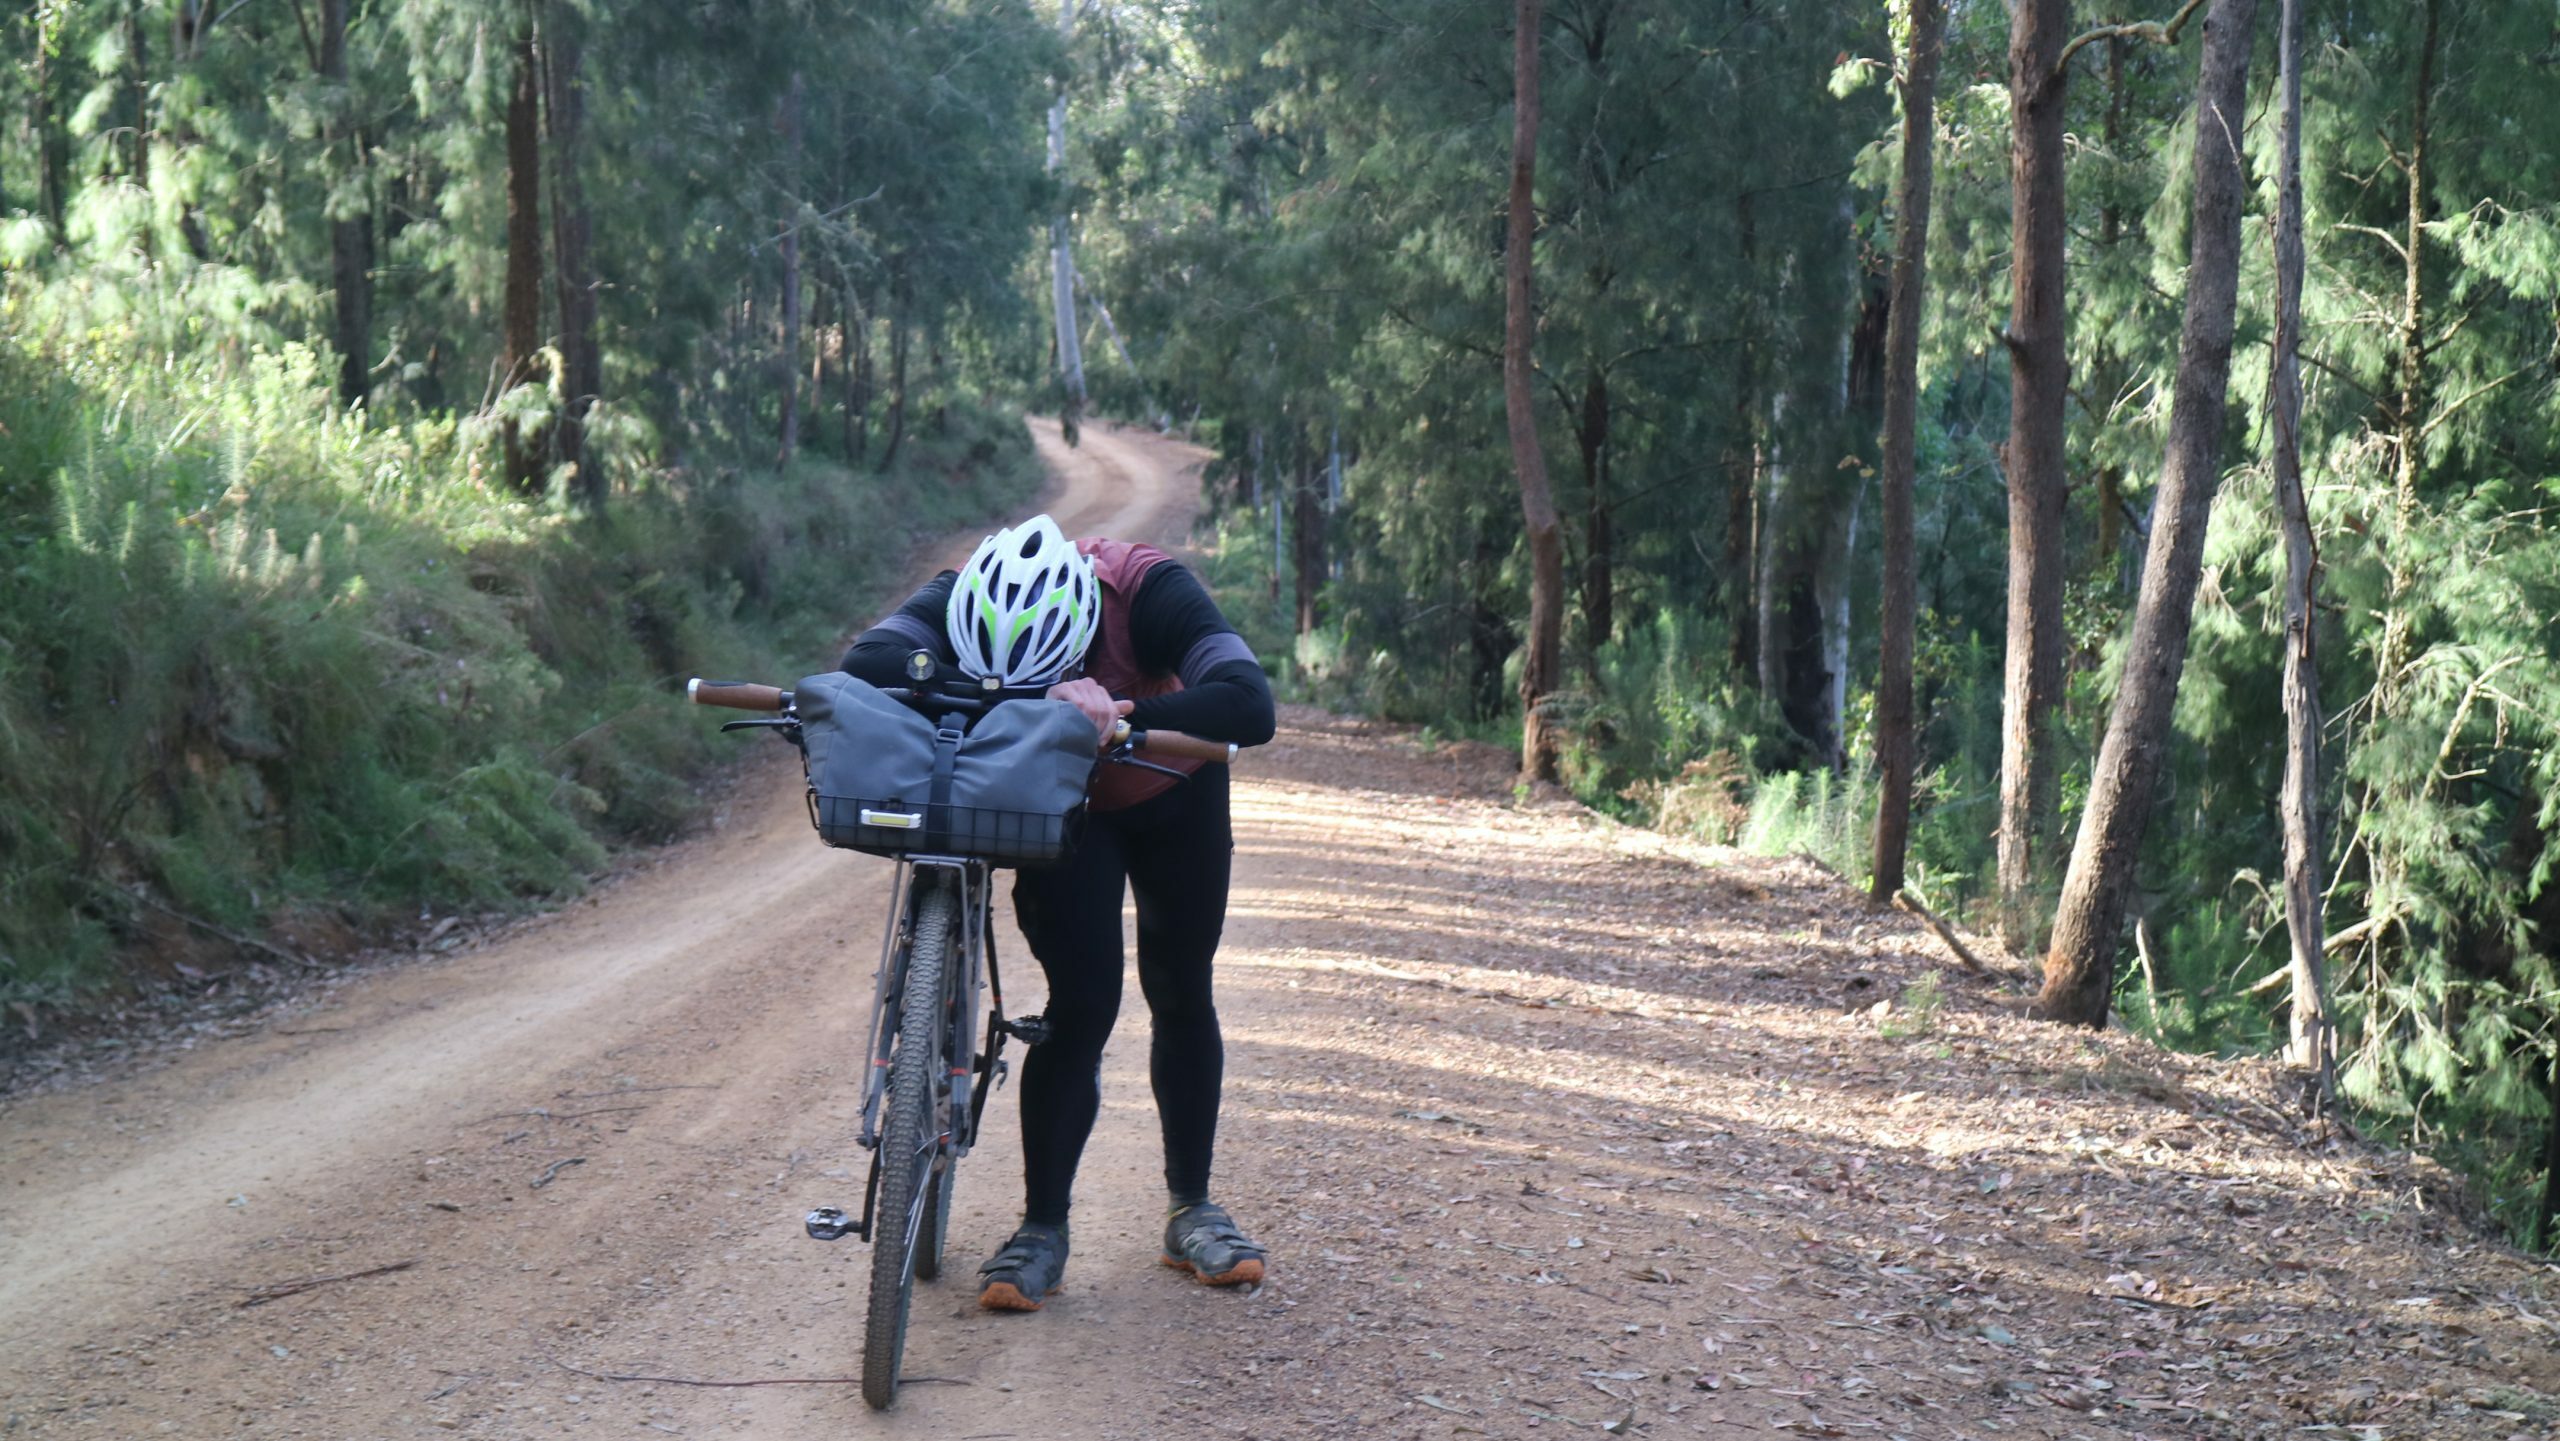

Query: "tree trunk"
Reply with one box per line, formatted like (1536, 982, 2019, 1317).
(1871, 0, 1947, 902)
(2372, 0, 2439, 736)
(2093, 34, 2128, 586)
(124, 3, 150, 190)
(1294, 456, 1324, 636)
(1725, 192, 1760, 681)
(500, 30, 546, 495)
(2037, 0, 2262, 1027)
(1579, 364, 1612, 661)
(775, 71, 804, 466)
(2268, 0, 2334, 1085)
(877, 276, 910, 473)
(543, 7, 599, 503)
(320, 0, 373, 410)
(1815, 483, 1865, 773)
(1046, 0, 1086, 438)
(1998, 0, 2072, 956)
(33, 14, 67, 235)
(844, 282, 870, 462)
(1504, 0, 1565, 784)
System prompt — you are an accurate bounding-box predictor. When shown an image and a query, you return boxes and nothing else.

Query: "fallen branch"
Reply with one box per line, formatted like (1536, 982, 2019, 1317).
(531, 1157, 587, 1189)
(470, 1105, 649, 1125)
(239, 1259, 417, 1308)
(545, 1351, 969, 1389)
(1892, 891, 1999, 982)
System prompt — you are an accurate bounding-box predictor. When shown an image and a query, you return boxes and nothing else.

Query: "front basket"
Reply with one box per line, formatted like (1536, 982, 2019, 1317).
(811, 793, 1083, 867)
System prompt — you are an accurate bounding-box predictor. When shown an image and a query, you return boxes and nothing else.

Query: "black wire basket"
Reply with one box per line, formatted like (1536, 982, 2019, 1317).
(810, 792, 1085, 867)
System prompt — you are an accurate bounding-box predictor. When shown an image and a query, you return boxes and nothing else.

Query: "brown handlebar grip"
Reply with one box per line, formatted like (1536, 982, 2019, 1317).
(1133, 730, 1238, 765)
(687, 678, 789, 712)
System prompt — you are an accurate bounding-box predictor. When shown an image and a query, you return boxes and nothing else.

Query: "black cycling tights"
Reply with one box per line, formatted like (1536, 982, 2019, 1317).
(1009, 765, 1232, 1227)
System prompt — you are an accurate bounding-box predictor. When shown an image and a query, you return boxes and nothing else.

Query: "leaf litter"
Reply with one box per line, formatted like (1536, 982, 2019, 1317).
(1178, 706, 2560, 1439)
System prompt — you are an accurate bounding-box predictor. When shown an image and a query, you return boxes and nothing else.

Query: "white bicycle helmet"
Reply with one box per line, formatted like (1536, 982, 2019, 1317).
(946, 514, 1099, 686)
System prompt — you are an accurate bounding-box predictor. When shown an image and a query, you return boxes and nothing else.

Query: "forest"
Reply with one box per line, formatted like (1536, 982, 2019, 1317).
(5, 0, 2560, 1254)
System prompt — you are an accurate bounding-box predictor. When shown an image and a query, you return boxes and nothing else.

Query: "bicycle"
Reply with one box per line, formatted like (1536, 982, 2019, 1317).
(688, 663, 1233, 1410)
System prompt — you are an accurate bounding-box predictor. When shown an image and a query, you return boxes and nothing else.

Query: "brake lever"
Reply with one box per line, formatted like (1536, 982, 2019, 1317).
(720, 718, 800, 733)
(1103, 746, 1190, 782)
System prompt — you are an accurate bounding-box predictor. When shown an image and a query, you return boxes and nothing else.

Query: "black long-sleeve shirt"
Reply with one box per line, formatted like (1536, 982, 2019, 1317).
(840, 561, 1277, 747)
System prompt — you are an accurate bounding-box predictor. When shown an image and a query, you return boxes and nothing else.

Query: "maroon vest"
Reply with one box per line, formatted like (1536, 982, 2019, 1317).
(1078, 538, 1205, 812)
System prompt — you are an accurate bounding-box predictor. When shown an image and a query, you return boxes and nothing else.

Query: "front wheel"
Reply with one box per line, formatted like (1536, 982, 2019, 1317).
(862, 873, 956, 1411)
(913, 1161, 955, 1281)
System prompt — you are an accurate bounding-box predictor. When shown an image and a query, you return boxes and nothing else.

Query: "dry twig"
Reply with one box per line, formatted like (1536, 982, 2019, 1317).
(239, 1259, 417, 1308)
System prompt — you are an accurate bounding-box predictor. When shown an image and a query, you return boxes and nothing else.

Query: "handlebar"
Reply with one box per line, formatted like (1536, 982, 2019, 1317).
(688, 678, 791, 712)
(686, 675, 1235, 766)
(1110, 720, 1237, 765)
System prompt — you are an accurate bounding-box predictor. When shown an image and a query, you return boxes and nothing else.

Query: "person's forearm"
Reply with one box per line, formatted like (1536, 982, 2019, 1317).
(1126, 661, 1276, 746)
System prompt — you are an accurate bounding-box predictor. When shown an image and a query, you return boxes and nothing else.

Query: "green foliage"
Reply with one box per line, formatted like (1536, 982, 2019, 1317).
(0, 304, 1039, 1006)
(1055, 0, 2560, 1244)
(1739, 767, 1877, 887)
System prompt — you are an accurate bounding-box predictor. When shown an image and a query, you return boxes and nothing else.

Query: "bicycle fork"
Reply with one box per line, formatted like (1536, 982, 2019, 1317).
(806, 859, 1033, 1246)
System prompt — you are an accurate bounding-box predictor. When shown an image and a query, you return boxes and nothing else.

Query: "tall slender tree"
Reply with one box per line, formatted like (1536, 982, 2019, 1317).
(776, 69, 804, 465)
(1997, 0, 2072, 956)
(2267, 0, 2333, 1084)
(543, 2, 599, 502)
(1872, 0, 1948, 903)
(1505, 0, 1564, 783)
(499, 25, 546, 495)
(318, 0, 375, 409)
(2038, 0, 2263, 1027)
(1046, 0, 1087, 440)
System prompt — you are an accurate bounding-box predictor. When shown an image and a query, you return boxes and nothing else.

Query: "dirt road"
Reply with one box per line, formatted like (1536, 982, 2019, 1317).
(6, 421, 2557, 1441)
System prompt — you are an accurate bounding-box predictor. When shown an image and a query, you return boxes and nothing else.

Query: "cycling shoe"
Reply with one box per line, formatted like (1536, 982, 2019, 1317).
(977, 1222, 1069, 1312)
(1160, 1201, 1266, 1287)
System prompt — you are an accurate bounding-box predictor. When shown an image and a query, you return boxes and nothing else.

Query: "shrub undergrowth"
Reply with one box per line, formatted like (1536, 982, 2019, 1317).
(0, 320, 1039, 1008)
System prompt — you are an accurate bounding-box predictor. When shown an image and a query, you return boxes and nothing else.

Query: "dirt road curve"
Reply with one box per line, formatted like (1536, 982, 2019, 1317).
(7, 421, 2557, 1441)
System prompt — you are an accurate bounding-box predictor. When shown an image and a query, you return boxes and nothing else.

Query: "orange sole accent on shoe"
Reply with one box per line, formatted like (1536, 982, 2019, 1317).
(977, 1281, 1060, 1312)
(1160, 1253, 1266, 1287)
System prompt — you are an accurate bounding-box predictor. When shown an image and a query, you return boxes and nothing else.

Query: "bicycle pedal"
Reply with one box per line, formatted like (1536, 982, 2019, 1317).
(1003, 1013, 1053, 1046)
(804, 1205, 856, 1241)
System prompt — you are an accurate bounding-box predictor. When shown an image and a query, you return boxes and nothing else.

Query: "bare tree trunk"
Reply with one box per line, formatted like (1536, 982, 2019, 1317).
(34, 20, 67, 236)
(2371, 0, 2439, 739)
(317, 0, 373, 410)
(1294, 455, 1324, 636)
(2093, 33, 2129, 584)
(2267, 0, 2334, 1085)
(776, 71, 803, 466)
(1047, 0, 1086, 439)
(500, 30, 546, 495)
(2038, 0, 2262, 1027)
(877, 273, 910, 473)
(843, 281, 870, 462)
(1816, 483, 1865, 772)
(1578, 365, 1612, 661)
(1999, 0, 2072, 955)
(543, 7, 599, 504)
(1505, 0, 1565, 783)
(1871, 0, 1947, 902)
(1725, 192, 1760, 681)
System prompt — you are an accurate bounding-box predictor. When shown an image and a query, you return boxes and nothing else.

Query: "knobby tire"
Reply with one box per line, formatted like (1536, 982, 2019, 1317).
(861, 873, 956, 1411)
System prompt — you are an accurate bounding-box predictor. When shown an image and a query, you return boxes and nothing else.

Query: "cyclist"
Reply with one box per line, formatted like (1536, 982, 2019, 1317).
(841, 514, 1277, 1311)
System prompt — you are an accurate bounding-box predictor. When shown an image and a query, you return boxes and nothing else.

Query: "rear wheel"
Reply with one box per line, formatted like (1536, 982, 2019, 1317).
(861, 873, 956, 1411)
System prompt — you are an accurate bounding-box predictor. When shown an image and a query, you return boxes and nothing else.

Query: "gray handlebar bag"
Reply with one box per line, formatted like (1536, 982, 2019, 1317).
(793, 671, 1100, 866)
